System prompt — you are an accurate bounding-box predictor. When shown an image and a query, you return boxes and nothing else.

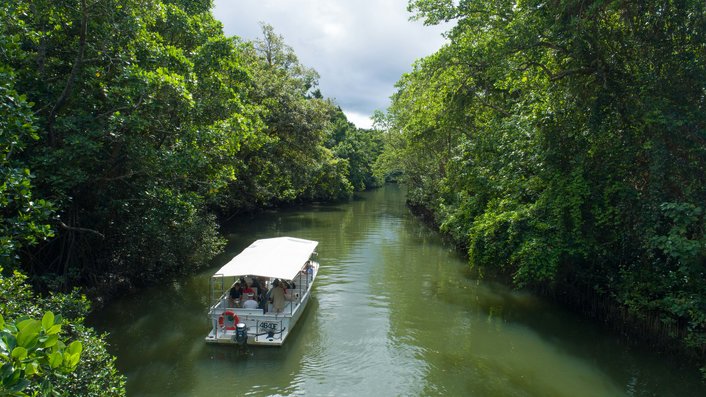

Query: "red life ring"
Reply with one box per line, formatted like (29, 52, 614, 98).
(218, 310, 239, 330)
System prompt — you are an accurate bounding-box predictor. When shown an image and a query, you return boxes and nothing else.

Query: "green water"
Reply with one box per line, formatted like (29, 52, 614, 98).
(88, 185, 706, 396)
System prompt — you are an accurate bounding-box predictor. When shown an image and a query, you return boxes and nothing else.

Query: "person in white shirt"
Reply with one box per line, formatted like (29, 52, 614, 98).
(242, 292, 258, 309)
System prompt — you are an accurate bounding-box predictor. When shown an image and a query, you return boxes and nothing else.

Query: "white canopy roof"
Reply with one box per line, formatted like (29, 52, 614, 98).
(214, 237, 318, 280)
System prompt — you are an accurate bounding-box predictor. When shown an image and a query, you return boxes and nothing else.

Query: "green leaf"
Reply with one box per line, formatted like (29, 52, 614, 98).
(10, 346, 27, 361)
(2, 365, 20, 387)
(1, 362, 12, 380)
(7, 378, 29, 393)
(0, 313, 4, 329)
(41, 311, 55, 331)
(48, 351, 63, 369)
(16, 319, 40, 349)
(52, 339, 66, 352)
(46, 324, 61, 336)
(40, 334, 59, 348)
(3, 333, 18, 353)
(63, 352, 80, 370)
(16, 318, 33, 332)
(25, 361, 40, 377)
(67, 341, 82, 356)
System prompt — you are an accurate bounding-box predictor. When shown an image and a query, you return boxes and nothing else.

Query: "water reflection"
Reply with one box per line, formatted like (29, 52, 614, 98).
(88, 185, 706, 396)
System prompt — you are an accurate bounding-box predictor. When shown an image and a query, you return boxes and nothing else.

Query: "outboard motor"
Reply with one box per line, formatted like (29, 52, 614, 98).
(234, 323, 247, 345)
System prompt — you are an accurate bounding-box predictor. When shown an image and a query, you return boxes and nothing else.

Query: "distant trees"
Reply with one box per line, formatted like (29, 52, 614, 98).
(327, 110, 384, 191)
(382, 0, 706, 358)
(214, 23, 354, 211)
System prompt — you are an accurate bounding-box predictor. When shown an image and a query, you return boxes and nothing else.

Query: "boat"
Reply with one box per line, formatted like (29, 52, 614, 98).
(205, 236, 319, 346)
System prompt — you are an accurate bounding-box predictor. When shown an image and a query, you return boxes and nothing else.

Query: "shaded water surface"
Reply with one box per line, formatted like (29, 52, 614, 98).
(88, 185, 706, 396)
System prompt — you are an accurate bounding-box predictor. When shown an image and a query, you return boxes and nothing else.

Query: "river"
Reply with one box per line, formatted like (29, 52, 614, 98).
(87, 184, 706, 396)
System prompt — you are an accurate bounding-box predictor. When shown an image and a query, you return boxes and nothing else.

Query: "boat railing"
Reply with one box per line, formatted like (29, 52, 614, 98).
(209, 274, 225, 308)
(231, 308, 263, 316)
(283, 301, 295, 315)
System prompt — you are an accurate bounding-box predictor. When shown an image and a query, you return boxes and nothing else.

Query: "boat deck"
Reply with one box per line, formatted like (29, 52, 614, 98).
(205, 267, 315, 346)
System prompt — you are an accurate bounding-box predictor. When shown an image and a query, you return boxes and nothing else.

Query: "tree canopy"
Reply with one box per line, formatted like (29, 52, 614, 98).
(380, 0, 706, 360)
(1, 2, 383, 293)
(1, 1, 384, 392)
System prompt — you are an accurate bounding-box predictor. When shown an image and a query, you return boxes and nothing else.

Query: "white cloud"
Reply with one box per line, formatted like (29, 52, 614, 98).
(343, 110, 374, 130)
(212, 0, 449, 129)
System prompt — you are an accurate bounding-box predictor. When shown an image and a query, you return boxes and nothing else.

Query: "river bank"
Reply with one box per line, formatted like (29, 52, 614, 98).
(408, 194, 706, 380)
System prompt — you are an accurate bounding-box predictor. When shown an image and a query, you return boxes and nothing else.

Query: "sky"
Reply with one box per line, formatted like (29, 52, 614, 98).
(212, 0, 449, 129)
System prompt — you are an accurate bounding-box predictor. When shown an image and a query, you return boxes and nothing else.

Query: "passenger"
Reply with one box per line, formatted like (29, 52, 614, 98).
(264, 282, 273, 304)
(242, 292, 258, 309)
(242, 283, 255, 297)
(259, 293, 268, 313)
(228, 283, 242, 307)
(270, 279, 287, 313)
(251, 277, 263, 298)
(257, 277, 269, 300)
(258, 279, 269, 312)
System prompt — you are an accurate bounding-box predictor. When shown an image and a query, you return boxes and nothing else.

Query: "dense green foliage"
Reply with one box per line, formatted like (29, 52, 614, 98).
(0, 67, 55, 269)
(0, 1, 382, 292)
(215, 23, 355, 210)
(380, 0, 706, 357)
(0, 311, 81, 396)
(0, 269, 125, 396)
(327, 109, 384, 191)
(1, 0, 383, 393)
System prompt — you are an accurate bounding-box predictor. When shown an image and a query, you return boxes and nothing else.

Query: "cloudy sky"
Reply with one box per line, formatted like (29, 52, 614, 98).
(212, 0, 449, 129)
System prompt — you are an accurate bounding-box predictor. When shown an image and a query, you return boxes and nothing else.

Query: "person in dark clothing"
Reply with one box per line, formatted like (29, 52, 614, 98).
(228, 283, 242, 307)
